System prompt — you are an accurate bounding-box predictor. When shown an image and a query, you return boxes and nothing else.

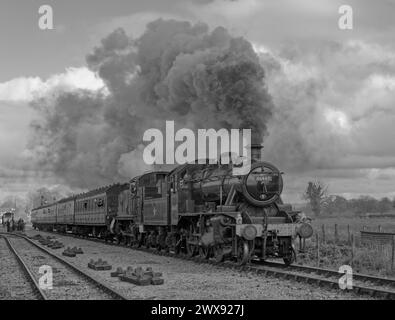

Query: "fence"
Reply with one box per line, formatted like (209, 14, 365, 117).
(298, 223, 395, 274)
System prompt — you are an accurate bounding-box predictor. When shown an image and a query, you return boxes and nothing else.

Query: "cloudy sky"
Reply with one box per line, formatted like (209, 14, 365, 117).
(0, 0, 395, 204)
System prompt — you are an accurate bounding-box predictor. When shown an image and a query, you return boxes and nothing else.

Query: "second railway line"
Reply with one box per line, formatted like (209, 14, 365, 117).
(0, 232, 127, 300)
(0, 235, 45, 300)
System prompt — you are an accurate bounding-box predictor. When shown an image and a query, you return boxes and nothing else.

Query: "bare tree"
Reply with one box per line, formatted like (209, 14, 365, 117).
(303, 181, 328, 216)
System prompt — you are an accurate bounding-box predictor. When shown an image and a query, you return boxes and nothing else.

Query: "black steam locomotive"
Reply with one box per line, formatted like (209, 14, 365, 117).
(31, 147, 312, 266)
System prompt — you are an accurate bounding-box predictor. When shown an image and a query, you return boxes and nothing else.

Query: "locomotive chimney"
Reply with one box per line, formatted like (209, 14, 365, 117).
(250, 132, 263, 161)
(235, 129, 263, 163)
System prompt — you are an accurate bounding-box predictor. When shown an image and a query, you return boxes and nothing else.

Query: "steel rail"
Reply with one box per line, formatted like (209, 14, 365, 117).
(254, 260, 395, 289)
(1, 235, 48, 300)
(1, 232, 128, 300)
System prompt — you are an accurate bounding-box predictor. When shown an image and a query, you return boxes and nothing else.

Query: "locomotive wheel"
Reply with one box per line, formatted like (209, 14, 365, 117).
(157, 234, 167, 251)
(145, 239, 151, 249)
(212, 245, 225, 263)
(236, 238, 250, 266)
(283, 246, 296, 266)
(186, 241, 198, 257)
(146, 233, 152, 248)
(140, 234, 148, 248)
(199, 246, 210, 260)
(121, 236, 128, 246)
(164, 234, 173, 252)
(150, 233, 157, 248)
(166, 234, 181, 254)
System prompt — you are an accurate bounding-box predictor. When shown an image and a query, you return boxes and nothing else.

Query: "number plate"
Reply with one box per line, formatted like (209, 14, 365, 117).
(267, 223, 296, 236)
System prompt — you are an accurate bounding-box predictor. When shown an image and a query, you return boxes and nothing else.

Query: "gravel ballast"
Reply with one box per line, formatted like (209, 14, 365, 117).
(22, 229, 372, 300)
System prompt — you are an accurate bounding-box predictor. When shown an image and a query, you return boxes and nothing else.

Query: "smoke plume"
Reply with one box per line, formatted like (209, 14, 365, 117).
(28, 19, 274, 188)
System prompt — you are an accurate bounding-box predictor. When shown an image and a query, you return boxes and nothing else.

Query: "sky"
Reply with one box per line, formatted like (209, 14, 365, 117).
(0, 0, 395, 204)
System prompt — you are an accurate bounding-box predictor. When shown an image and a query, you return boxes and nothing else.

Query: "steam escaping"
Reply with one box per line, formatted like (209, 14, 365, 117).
(26, 186, 75, 210)
(0, 184, 75, 219)
(28, 19, 274, 189)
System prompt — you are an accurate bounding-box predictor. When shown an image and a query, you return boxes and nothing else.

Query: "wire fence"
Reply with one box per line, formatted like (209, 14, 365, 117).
(297, 224, 395, 275)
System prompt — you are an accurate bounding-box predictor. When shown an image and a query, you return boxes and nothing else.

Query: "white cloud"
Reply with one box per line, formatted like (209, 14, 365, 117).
(324, 108, 351, 133)
(0, 67, 107, 102)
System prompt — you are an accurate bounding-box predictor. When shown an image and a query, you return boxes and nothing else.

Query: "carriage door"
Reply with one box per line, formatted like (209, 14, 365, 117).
(137, 187, 144, 226)
(170, 175, 179, 226)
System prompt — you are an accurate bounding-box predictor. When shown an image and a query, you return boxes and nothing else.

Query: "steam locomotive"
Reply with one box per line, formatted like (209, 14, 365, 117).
(1, 211, 14, 226)
(31, 146, 313, 266)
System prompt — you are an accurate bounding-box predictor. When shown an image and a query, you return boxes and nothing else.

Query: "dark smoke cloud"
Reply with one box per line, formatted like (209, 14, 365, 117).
(28, 19, 274, 189)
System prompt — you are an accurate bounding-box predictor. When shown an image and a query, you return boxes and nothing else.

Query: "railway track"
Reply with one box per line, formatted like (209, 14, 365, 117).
(0, 232, 128, 300)
(0, 235, 47, 300)
(161, 250, 395, 299)
(28, 230, 395, 299)
(254, 260, 395, 291)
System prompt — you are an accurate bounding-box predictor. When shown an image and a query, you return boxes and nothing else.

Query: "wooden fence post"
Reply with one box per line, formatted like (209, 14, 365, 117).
(392, 236, 395, 272)
(299, 236, 305, 253)
(299, 235, 302, 252)
(351, 234, 355, 267)
(347, 225, 351, 245)
(316, 233, 320, 267)
(321, 224, 326, 243)
(334, 224, 339, 243)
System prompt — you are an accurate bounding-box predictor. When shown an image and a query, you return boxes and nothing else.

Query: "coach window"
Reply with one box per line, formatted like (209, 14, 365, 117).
(97, 198, 104, 208)
(130, 182, 137, 195)
(157, 179, 162, 195)
(143, 177, 160, 199)
(120, 196, 124, 208)
(170, 176, 177, 193)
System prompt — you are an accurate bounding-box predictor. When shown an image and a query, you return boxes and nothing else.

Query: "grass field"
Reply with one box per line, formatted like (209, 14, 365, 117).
(296, 214, 395, 277)
(311, 215, 395, 239)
